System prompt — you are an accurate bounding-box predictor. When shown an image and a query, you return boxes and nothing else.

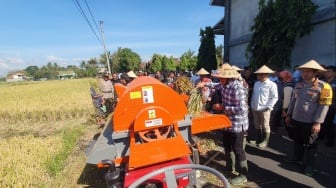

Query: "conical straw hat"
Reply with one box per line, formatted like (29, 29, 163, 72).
(221, 63, 233, 70)
(196, 68, 210, 75)
(212, 68, 240, 78)
(296, 59, 326, 71)
(127, 71, 138, 78)
(254, 65, 275, 74)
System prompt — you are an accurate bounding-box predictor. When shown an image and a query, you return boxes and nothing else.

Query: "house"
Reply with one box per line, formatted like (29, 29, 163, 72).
(210, 0, 336, 67)
(6, 72, 25, 82)
(57, 71, 76, 79)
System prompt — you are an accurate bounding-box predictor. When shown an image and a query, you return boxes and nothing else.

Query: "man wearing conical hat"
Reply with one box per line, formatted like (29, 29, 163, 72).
(211, 68, 249, 185)
(250, 65, 278, 148)
(284, 59, 332, 176)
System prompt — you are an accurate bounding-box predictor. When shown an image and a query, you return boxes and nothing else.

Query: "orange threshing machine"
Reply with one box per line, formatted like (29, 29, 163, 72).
(86, 76, 231, 187)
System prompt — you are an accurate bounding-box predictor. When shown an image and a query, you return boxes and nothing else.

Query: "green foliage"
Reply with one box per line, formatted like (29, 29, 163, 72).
(109, 47, 142, 73)
(197, 26, 217, 72)
(246, 0, 318, 69)
(148, 54, 162, 73)
(215, 44, 223, 66)
(161, 56, 176, 71)
(46, 125, 84, 176)
(179, 50, 197, 72)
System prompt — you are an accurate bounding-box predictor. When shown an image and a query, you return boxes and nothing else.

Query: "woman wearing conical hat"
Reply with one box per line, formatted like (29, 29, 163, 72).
(250, 65, 278, 148)
(284, 59, 332, 176)
(195, 68, 213, 104)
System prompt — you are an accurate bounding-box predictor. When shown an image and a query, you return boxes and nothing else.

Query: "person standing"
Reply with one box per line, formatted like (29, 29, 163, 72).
(319, 65, 336, 147)
(278, 70, 295, 139)
(195, 68, 214, 108)
(250, 65, 278, 148)
(211, 66, 249, 185)
(285, 59, 332, 176)
(99, 72, 116, 116)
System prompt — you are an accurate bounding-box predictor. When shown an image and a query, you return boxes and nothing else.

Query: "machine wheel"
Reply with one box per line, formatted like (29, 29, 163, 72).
(138, 126, 172, 142)
(128, 164, 230, 188)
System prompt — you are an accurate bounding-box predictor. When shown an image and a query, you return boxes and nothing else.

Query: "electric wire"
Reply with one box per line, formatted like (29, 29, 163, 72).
(71, 0, 103, 45)
(83, 0, 100, 34)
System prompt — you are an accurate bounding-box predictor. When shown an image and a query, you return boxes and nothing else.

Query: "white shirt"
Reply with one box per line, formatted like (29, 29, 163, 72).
(251, 78, 278, 111)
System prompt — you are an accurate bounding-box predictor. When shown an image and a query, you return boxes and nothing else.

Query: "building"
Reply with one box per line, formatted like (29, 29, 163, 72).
(57, 71, 76, 79)
(210, 0, 336, 68)
(6, 72, 25, 82)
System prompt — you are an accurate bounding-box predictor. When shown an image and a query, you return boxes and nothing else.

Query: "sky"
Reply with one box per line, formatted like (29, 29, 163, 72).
(0, 0, 224, 76)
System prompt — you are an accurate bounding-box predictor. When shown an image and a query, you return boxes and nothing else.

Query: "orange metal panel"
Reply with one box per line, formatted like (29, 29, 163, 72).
(128, 135, 191, 169)
(114, 83, 126, 97)
(113, 76, 187, 132)
(191, 112, 231, 134)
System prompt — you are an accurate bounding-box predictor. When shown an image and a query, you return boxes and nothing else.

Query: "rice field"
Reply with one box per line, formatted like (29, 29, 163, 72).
(0, 79, 96, 124)
(0, 78, 100, 187)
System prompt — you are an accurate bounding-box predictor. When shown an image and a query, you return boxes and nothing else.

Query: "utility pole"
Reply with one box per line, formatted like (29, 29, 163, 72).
(100, 21, 111, 74)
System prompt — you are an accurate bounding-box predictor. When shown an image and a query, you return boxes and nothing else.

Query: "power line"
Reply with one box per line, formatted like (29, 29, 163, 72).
(83, 0, 100, 34)
(71, 0, 102, 45)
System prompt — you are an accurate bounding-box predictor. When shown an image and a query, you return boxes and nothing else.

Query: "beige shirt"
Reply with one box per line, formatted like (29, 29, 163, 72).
(99, 79, 114, 99)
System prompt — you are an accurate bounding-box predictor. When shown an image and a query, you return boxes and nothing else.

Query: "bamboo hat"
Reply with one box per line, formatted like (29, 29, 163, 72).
(212, 68, 240, 79)
(196, 68, 210, 75)
(127, 70, 138, 78)
(254, 65, 275, 74)
(221, 63, 232, 70)
(296, 59, 326, 71)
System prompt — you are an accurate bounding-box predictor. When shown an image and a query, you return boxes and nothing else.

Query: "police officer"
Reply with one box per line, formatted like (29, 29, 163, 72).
(99, 72, 116, 116)
(285, 59, 332, 176)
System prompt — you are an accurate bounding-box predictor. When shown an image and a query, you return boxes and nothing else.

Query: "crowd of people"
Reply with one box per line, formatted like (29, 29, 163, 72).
(90, 59, 335, 185)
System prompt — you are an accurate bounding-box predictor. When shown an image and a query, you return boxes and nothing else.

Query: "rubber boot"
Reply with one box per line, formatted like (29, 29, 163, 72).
(284, 142, 304, 165)
(248, 129, 262, 145)
(223, 149, 236, 174)
(230, 160, 248, 185)
(303, 148, 317, 176)
(258, 132, 270, 148)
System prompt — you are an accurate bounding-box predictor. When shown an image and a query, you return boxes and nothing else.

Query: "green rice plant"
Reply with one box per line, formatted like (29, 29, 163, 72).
(45, 125, 85, 177)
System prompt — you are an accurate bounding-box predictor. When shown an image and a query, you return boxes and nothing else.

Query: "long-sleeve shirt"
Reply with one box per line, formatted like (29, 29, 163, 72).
(287, 79, 331, 123)
(221, 79, 249, 133)
(251, 79, 278, 111)
(283, 85, 293, 109)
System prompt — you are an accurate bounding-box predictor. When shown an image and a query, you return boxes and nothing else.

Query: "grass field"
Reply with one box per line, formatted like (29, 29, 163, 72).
(0, 78, 101, 187)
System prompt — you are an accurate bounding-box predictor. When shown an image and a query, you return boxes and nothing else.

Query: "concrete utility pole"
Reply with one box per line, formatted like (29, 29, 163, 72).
(100, 21, 111, 74)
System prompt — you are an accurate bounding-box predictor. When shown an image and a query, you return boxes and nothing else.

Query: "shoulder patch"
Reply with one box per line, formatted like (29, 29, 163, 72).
(319, 83, 333, 105)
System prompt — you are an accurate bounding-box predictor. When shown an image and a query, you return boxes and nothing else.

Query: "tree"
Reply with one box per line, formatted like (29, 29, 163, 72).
(215, 44, 223, 66)
(179, 50, 197, 72)
(24, 66, 39, 78)
(109, 47, 141, 73)
(197, 26, 217, 73)
(246, 0, 318, 69)
(148, 54, 163, 73)
(161, 56, 176, 72)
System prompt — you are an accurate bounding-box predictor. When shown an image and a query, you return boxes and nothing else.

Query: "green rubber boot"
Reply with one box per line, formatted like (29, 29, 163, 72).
(230, 160, 248, 185)
(223, 149, 236, 173)
(258, 132, 270, 148)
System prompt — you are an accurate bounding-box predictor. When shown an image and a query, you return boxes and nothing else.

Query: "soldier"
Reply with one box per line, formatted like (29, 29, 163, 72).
(285, 60, 332, 176)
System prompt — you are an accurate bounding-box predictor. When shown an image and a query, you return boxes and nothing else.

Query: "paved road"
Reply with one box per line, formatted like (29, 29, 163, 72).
(199, 127, 336, 188)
